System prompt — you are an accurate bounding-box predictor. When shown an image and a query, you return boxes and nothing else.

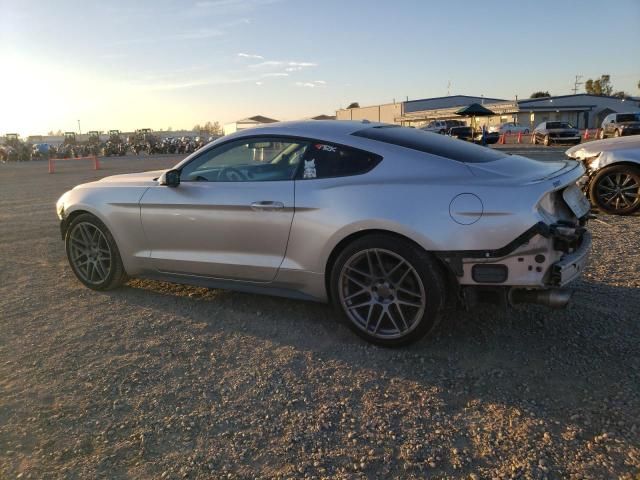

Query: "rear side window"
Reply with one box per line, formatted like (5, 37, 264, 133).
(352, 125, 507, 163)
(298, 142, 382, 179)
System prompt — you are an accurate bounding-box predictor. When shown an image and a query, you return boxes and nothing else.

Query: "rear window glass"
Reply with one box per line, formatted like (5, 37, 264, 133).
(617, 114, 639, 122)
(352, 125, 507, 163)
(546, 122, 572, 129)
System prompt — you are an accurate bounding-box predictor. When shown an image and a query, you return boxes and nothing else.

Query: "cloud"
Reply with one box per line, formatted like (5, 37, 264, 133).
(288, 62, 316, 67)
(238, 52, 264, 59)
(295, 80, 327, 88)
(261, 72, 289, 78)
(255, 81, 264, 86)
(249, 60, 317, 70)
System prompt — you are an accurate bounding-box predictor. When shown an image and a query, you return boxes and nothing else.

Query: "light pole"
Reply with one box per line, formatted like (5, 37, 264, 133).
(78, 120, 81, 135)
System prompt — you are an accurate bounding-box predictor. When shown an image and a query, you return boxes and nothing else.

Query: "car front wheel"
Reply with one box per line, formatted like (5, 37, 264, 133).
(330, 235, 445, 347)
(65, 213, 128, 290)
(589, 165, 640, 215)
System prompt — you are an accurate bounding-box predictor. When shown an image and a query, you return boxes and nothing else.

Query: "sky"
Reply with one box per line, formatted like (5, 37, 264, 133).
(1, 0, 639, 136)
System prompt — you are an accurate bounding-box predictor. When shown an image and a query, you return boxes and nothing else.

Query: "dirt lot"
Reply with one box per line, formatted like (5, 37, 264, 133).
(1, 156, 639, 479)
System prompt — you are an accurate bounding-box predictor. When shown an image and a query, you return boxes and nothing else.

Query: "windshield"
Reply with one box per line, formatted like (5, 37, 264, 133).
(617, 114, 640, 122)
(352, 125, 507, 163)
(546, 122, 573, 129)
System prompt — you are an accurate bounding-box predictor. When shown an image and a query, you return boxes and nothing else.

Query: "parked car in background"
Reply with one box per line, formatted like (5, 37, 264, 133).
(533, 122, 581, 146)
(566, 136, 640, 215)
(474, 130, 500, 145)
(56, 121, 591, 346)
(599, 112, 640, 139)
(421, 120, 465, 134)
(488, 122, 530, 134)
(447, 126, 474, 141)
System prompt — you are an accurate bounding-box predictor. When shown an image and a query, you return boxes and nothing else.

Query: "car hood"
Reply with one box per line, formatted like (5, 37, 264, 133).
(94, 170, 166, 185)
(541, 128, 579, 134)
(466, 154, 582, 183)
(566, 136, 640, 160)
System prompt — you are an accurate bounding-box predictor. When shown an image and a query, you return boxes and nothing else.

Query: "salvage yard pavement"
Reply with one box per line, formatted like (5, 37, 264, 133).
(1, 157, 639, 479)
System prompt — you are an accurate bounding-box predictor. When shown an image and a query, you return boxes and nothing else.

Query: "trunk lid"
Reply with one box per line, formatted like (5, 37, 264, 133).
(466, 154, 583, 184)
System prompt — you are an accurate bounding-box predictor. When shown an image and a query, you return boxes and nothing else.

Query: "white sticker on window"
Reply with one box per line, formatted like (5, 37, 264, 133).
(303, 159, 317, 179)
(314, 144, 337, 152)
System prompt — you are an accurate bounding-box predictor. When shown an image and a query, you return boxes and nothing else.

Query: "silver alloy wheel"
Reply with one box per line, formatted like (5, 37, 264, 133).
(68, 222, 112, 284)
(597, 172, 640, 211)
(338, 248, 426, 340)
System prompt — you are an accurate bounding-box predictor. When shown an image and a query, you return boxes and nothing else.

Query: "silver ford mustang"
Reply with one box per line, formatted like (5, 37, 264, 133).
(56, 121, 592, 346)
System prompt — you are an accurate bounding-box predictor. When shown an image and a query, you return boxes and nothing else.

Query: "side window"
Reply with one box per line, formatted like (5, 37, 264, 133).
(298, 142, 382, 180)
(180, 137, 308, 182)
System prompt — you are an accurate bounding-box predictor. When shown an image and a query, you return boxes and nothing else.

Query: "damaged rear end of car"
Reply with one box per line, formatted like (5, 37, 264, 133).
(437, 155, 591, 310)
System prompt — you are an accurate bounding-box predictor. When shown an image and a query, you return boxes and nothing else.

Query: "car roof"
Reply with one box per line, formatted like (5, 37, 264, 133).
(228, 120, 387, 140)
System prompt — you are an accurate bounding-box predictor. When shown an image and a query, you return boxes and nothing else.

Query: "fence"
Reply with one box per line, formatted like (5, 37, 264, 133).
(48, 155, 100, 174)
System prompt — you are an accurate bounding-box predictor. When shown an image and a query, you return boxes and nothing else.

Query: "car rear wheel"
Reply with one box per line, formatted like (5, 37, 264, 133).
(65, 213, 128, 290)
(589, 165, 640, 215)
(330, 235, 445, 347)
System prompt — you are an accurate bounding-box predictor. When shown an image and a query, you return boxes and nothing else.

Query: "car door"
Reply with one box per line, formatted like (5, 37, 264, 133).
(139, 136, 308, 282)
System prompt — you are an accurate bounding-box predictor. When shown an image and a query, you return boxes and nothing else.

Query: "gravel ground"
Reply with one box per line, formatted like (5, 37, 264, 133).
(0, 156, 639, 479)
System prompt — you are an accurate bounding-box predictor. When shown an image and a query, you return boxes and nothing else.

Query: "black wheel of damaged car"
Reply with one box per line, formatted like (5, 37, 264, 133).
(331, 234, 445, 347)
(589, 165, 640, 215)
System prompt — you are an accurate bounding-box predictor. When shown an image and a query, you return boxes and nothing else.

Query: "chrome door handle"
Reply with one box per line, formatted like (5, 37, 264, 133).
(251, 201, 284, 211)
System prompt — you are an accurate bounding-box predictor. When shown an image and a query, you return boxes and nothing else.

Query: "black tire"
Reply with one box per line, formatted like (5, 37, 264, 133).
(65, 213, 128, 290)
(329, 234, 445, 347)
(589, 165, 640, 215)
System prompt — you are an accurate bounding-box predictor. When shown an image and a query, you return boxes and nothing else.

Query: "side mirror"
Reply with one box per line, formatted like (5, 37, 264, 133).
(159, 169, 180, 187)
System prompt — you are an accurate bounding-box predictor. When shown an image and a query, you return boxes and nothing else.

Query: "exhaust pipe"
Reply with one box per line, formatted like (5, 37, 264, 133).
(509, 288, 572, 309)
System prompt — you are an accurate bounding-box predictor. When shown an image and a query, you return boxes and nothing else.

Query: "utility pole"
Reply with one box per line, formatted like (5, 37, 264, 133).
(572, 75, 583, 94)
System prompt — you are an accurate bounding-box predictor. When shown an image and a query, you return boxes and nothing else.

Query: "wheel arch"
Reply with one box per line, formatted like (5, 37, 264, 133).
(323, 228, 456, 303)
(594, 161, 640, 174)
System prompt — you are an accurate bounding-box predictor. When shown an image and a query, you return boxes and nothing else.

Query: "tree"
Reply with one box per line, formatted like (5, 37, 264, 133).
(612, 91, 632, 99)
(530, 91, 550, 98)
(193, 121, 222, 135)
(585, 75, 613, 96)
(204, 121, 222, 135)
(346, 102, 360, 109)
(47, 129, 63, 136)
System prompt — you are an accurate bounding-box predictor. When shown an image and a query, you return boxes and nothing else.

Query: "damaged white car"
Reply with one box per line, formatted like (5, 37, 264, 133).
(566, 136, 640, 215)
